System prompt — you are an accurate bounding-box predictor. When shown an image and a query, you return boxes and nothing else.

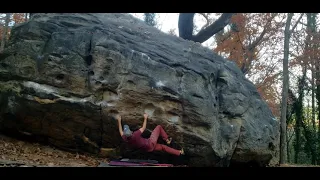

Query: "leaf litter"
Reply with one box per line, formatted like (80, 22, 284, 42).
(0, 134, 109, 167)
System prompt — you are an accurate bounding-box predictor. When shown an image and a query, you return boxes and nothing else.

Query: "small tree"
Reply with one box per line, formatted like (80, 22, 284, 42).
(144, 13, 157, 27)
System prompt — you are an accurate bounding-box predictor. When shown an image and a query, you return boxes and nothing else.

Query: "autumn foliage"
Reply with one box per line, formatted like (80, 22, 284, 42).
(213, 13, 285, 117)
(12, 13, 26, 24)
(214, 14, 257, 70)
(0, 13, 27, 41)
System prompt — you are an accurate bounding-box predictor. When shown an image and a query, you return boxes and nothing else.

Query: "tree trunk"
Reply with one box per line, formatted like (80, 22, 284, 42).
(0, 13, 11, 53)
(297, 66, 316, 164)
(178, 13, 195, 40)
(307, 13, 316, 131)
(280, 13, 293, 165)
(312, 65, 315, 129)
(143, 13, 156, 27)
(317, 47, 320, 164)
(309, 13, 320, 165)
(304, 13, 315, 130)
(309, 13, 317, 164)
(307, 100, 310, 125)
(287, 125, 290, 163)
(301, 115, 317, 164)
(178, 13, 234, 43)
(294, 80, 302, 164)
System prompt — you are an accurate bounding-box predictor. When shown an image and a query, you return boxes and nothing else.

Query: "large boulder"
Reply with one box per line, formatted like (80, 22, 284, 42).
(0, 13, 279, 166)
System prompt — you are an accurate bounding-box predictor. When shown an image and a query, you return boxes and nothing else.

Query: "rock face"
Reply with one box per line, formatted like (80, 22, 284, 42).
(0, 13, 279, 166)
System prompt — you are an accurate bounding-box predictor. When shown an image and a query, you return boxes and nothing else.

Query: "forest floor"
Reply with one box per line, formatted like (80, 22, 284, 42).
(0, 133, 319, 167)
(0, 133, 108, 167)
(279, 164, 320, 167)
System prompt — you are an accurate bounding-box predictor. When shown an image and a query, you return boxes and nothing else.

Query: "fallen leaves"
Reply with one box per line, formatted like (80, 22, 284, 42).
(0, 134, 108, 167)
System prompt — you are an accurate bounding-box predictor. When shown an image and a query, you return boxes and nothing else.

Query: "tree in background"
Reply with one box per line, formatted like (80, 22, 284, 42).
(178, 13, 320, 165)
(177, 13, 286, 117)
(12, 13, 25, 24)
(280, 13, 294, 165)
(289, 13, 318, 164)
(282, 13, 320, 165)
(214, 14, 282, 74)
(0, 13, 28, 53)
(178, 13, 234, 43)
(144, 13, 157, 27)
(0, 13, 11, 53)
(168, 28, 177, 36)
(214, 13, 286, 117)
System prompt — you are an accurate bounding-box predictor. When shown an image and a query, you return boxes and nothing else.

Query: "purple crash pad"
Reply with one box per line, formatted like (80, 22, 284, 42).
(108, 161, 174, 167)
(108, 161, 145, 166)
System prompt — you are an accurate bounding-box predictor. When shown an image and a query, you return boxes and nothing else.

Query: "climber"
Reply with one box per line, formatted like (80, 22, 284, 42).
(116, 113, 184, 156)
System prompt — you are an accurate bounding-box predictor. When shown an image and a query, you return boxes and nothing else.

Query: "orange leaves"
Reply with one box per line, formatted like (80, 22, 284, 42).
(214, 13, 262, 71)
(0, 13, 27, 46)
(0, 13, 26, 27)
(230, 13, 246, 28)
(214, 13, 284, 117)
(12, 13, 25, 24)
(257, 82, 280, 117)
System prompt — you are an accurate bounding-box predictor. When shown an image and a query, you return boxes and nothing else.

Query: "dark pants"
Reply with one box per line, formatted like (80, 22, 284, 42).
(147, 125, 180, 156)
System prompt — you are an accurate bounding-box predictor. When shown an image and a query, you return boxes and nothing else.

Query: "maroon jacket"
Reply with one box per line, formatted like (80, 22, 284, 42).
(122, 130, 149, 151)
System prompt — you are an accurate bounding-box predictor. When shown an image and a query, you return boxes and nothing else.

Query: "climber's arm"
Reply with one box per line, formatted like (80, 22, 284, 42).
(117, 115, 124, 137)
(139, 113, 148, 133)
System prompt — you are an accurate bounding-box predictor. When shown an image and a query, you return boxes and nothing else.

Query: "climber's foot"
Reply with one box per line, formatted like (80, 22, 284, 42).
(166, 137, 172, 145)
(180, 148, 184, 155)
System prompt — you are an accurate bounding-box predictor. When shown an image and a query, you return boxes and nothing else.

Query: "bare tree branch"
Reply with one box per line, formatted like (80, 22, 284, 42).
(198, 13, 211, 31)
(247, 13, 277, 51)
(288, 129, 295, 143)
(289, 13, 304, 34)
(217, 30, 233, 44)
(178, 13, 235, 43)
(255, 61, 282, 89)
(191, 13, 234, 43)
(299, 21, 308, 26)
(236, 14, 279, 74)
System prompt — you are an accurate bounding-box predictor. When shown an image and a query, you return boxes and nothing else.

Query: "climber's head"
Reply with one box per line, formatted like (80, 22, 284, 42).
(123, 124, 133, 137)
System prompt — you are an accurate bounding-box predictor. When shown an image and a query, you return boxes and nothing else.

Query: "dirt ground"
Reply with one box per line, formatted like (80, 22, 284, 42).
(0, 134, 109, 167)
(279, 164, 320, 167)
(1, 133, 319, 167)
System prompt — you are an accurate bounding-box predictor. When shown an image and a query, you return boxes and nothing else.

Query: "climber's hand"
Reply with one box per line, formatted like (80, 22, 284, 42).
(116, 114, 121, 122)
(143, 113, 148, 120)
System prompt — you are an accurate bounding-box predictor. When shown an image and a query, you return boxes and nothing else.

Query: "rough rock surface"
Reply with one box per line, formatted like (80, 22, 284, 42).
(0, 13, 279, 166)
